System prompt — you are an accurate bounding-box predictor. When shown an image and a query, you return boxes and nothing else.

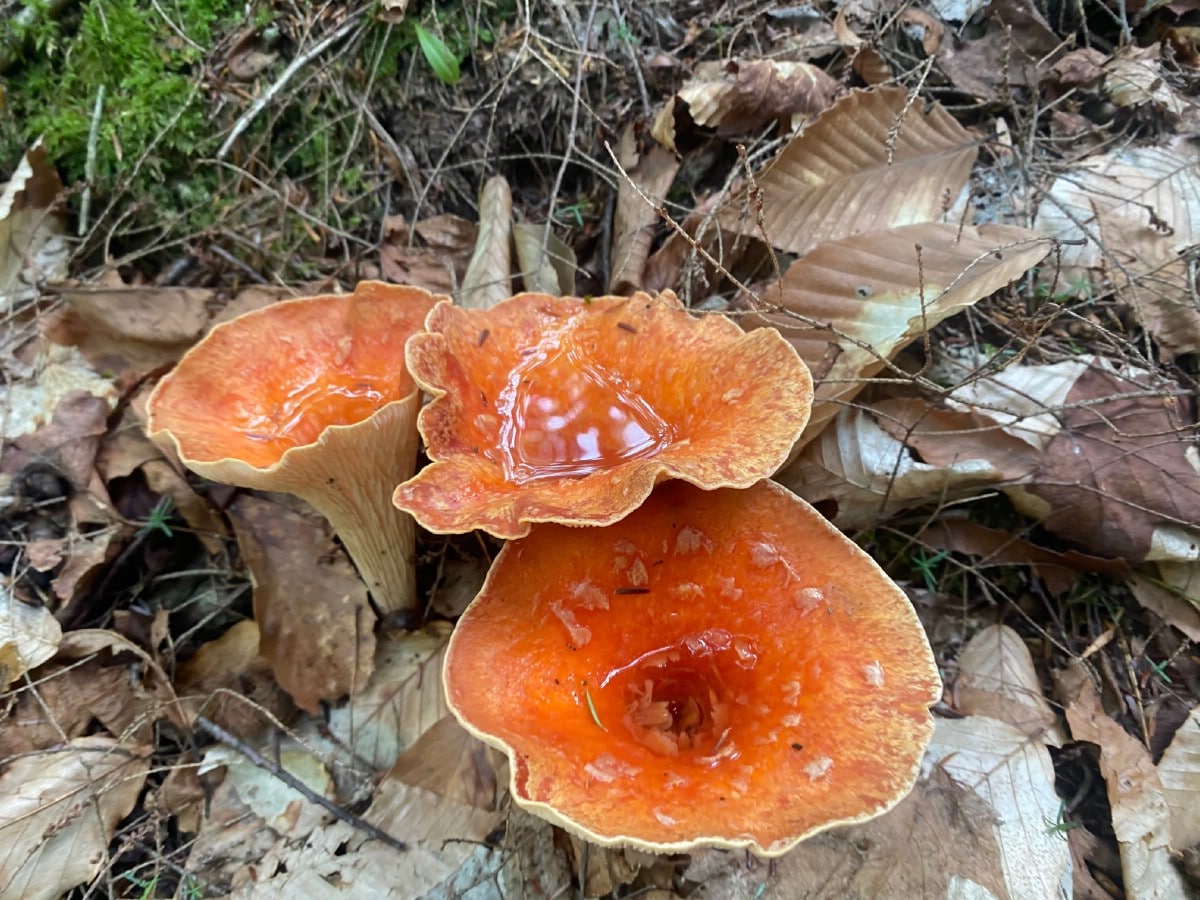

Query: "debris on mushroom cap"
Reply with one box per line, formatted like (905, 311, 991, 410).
(443, 479, 941, 856)
(394, 291, 813, 539)
(147, 281, 444, 613)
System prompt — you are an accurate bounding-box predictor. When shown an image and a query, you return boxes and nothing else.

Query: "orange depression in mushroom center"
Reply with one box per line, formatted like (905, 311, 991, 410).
(490, 330, 675, 484)
(232, 370, 397, 452)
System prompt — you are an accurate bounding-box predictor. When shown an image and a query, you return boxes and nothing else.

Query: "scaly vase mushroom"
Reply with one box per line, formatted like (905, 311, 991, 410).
(443, 479, 942, 855)
(394, 291, 813, 538)
(148, 282, 443, 615)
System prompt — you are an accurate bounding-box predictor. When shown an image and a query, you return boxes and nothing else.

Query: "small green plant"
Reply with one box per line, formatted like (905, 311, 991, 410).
(414, 22, 461, 85)
(138, 496, 176, 539)
(910, 547, 950, 592)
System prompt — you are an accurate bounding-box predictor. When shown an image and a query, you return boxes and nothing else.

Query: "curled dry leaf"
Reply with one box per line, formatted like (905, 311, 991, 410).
(324, 622, 452, 771)
(782, 402, 1026, 530)
(0, 737, 150, 900)
(717, 87, 979, 257)
(513, 222, 576, 295)
(1034, 140, 1200, 358)
(954, 624, 1062, 744)
(651, 59, 838, 152)
(0, 139, 68, 313)
(1060, 663, 1188, 898)
(460, 174, 514, 310)
(749, 222, 1049, 449)
(1158, 705, 1200, 849)
(227, 494, 376, 715)
(0, 585, 60, 687)
(610, 127, 680, 294)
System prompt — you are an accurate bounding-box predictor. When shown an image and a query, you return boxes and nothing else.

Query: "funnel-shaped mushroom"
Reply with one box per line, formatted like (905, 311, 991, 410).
(444, 479, 941, 855)
(148, 282, 443, 614)
(395, 292, 812, 538)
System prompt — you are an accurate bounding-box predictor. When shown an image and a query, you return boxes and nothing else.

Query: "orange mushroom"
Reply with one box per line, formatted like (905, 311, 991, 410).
(147, 282, 443, 615)
(394, 291, 813, 538)
(443, 479, 941, 855)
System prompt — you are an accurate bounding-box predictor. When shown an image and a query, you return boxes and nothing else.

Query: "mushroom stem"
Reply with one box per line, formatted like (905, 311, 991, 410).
(268, 395, 421, 615)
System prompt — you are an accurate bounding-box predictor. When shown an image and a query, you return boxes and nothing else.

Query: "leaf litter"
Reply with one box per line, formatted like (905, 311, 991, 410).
(2, 2, 1200, 897)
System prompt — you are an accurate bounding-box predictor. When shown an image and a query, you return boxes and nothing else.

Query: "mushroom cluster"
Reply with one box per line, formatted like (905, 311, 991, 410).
(148, 282, 939, 857)
(396, 290, 941, 856)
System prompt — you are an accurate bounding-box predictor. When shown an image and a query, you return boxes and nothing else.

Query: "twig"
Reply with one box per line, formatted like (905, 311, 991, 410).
(79, 83, 106, 237)
(217, 13, 363, 160)
(195, 716, 408, 853)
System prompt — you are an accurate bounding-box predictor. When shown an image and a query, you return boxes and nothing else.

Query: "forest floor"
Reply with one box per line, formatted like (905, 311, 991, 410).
(2, 1, 1199, 898)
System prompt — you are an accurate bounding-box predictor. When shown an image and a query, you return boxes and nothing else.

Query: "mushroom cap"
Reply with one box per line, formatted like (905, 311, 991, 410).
(147, 281, 443, 487)
(443, 479, 941, 856)
(395, 292, 813, 538)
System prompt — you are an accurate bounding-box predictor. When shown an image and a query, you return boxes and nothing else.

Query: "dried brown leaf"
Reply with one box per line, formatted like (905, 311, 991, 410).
(955, 624, 1062, 743)
(0, 587, 60, 687)
(1127, 569, 1200, 642)
(324, 622, 452, 770)
(513, 221, 576, 295)
(782, 402, 1020, 530)
(1023, 361, 1200, 562)
(1061, 664, 1188, 897)
(610, 130, 680, 294)
(460, 174, 514, 309)
(378, 214, 476, 294)
(3, 388, 113, 490)
(754, 222, 1049, 448)
(718, 87, 979, 256)
(0, 737, 150, 900)
(43, 283, 213, 379)
(1158, 705, 1200, 848)
(0, 139, 67, 313)
(937, 0, 1060, 101)
(176, 619, 296, 739)
(227, 494, 376, 714)
(923, 519, 1129, 597)
(386, 715, 504, 810)
(651, 59, 837, 151)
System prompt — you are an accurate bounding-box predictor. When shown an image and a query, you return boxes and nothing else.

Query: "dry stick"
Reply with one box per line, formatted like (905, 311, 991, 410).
(195, 716, 409, 853)
(79, 84, 106, 237)
(544, 0, 599, 235)
(217, 13, 364, 160)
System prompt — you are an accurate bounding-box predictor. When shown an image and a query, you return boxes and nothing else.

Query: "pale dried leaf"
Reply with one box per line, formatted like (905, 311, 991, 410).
(683, 716, 1067, 898)
(781, 402, 1018, 530)
(325, 622, 452, 771)
(611, 134, 680, 293)
(754, 222, 1049, 448)
(922, 716, 1071, 899)
(1158, 705, 1200, 848)
(387, 715, 504, 810)
(228, 495, 376, 714)
(1, 344, 117, 443)
(230, 777, 503, 899)
(513, 221, 576, 295)
(1103, 46, 1187, 118)
(0, 140, 68, 313)
(718, 87, 979, 256)
(956, 624, 1062, 744)
(1034, 141, 1200, 272)
(1127, 570, 1200, 642)
(0, 737, 150, 900)
(1061, 664, 1187, 899)
(460, 174, 513, 309)
(199, 742, 334, 838)
(0, 585, 61, 687)
(651, 59, 837, 151)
